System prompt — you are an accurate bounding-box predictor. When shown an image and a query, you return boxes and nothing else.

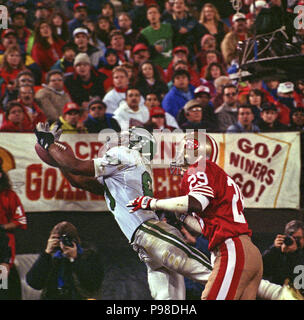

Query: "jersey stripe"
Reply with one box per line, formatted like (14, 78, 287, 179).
(207, 243, 228, 299)
(141, 221, 212, 270)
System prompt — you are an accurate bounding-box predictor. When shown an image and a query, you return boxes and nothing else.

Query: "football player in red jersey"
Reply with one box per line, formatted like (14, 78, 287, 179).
(128, 131, 263, 300)
(0, 158, 27, 271)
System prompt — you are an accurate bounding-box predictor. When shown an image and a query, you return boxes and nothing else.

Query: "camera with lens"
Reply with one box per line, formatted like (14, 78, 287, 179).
(283, 235, 294, 246)
(59, 234, 74, 247)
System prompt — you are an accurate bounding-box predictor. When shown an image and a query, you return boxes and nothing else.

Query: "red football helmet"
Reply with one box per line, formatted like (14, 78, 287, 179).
(170, 131, 218, 175)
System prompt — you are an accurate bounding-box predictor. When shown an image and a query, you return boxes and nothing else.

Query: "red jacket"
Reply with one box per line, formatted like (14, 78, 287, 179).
(31, 39, 66, 73)
(18, 100, 47, 130)
(0, 189, 27, 266)
(0, 120, 32, 132)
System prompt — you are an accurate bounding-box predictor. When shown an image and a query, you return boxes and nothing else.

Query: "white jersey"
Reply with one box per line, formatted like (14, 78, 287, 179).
(93, 146, 158, 241)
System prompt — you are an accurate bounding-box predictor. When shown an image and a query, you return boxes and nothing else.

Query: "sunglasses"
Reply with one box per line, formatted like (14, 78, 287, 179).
(225, 92, 237, 97)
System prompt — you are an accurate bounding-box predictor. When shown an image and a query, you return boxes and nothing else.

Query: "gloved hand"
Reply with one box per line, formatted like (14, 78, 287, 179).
(127, 196, 156, 213)
(34, 122, 62, 150)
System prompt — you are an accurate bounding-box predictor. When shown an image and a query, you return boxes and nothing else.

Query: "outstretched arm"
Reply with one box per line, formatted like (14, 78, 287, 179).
(127, 194, 208, 215)
(60, 168, 104, 195)
(48, 143, 95, 177)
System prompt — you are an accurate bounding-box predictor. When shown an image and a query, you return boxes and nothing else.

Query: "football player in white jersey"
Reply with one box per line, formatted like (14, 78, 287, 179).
(34, 124, 213, 300)
(34, 124, 302, 300)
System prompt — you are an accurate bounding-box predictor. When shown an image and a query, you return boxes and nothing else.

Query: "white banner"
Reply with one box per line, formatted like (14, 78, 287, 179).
(0, 132, 301, 212)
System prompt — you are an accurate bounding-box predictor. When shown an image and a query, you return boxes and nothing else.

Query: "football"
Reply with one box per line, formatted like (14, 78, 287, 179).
(35, 143, 59, 167)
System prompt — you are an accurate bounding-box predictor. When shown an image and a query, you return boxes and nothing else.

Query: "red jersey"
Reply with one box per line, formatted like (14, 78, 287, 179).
(180, 160, 252, 251)
(0, 190, 27, 266)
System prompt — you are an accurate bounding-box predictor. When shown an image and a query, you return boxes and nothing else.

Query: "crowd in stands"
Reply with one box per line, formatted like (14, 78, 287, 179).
(0, 0, 303, 136)
(0, 0, 303, 193)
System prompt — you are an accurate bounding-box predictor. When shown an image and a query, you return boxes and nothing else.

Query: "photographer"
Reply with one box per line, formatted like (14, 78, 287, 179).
(262, 220, 304, 286)
(26, 221, 104, 300)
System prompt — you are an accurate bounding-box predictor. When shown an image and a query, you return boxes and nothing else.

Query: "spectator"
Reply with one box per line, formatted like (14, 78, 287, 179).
(31, 20, 66, 75)
(199, 49, 224, 79)
(162, 69, 195, 118)
(18, 84, 47, 129)
(121, 62, 136, 86)
(262, 220, 304, 286)
(289, 107, 304, 132)
(132, 43, 166, 81)
(113, 87, 150, 131)
(48, 9, 70, 42)
(10, 8, 34, 56)
(26, 221, 104, 300)
(68, 2, 88, 36)
(211, 75, 231, 110)
(97, 48, 120, 92)
(0, 100, 32, 132)
(34, 2, 52, 23)
(202, 62, 227, 97)
(35, 70, 71, 124)
(134, 61, 168, 99)
(257, 103, 289, 132)
(215, 84, 240, 132)
(100, 2, 119, 29)
(73, 27, 103, 69)
(138, 4, 174, 69)
(294, 79, 304, 107)
(195, 34, 225, 73)
(103, 66, 145, 114)
(83, 97, 121, 133)
(0, 29, 19, 57)
(0, 157, 27, 269)
(180, 99, 217, 132)
(128, 0, 149, 32)
(198, 3, 229, 51)
(0, 45, 26, 94)
(145, 106, 175, 132)
(163, 0, 202, 57)
(276, 81, 297, 110)
(64, 53, 106, 111)
(93, 15, 115, 53)
(221, 12, 250, 66)
(226, 105, 260, 133)
(177, 85, 216, 127)
(144, 92, 179, 129)
(52, 102, 87, 134)
(51, 42, 77, 76)
(109, 29, 131, 65)
(117, 12, 137, 50)
(161, 0, 175, 21)
(246, 88, 266, 122)
(165, 46, 200, 85)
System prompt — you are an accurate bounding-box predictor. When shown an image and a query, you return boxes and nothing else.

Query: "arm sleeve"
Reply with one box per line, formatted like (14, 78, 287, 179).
(26, 252, 53, 290)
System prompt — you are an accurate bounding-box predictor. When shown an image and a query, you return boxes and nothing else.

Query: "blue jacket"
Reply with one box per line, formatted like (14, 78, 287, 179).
(162, 85, 195, 118)
(226, 121, 260, 133)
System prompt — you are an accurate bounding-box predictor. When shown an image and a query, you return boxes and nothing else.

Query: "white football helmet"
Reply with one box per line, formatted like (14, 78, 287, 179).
(98, 127, 156, 161)
(170, 131, 218, 175)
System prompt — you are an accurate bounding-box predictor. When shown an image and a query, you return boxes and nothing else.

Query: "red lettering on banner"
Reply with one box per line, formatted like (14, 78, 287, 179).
(90, 142, 103, 159)
(230, 138, 283, 202)
(43, 168, 57, 199)
(26, 165, 104, 202)
(26, 164, 42, 200)
(56, 177, 74, 200)
(75, 142, 88, 159)
(230, 152, 276, 185)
